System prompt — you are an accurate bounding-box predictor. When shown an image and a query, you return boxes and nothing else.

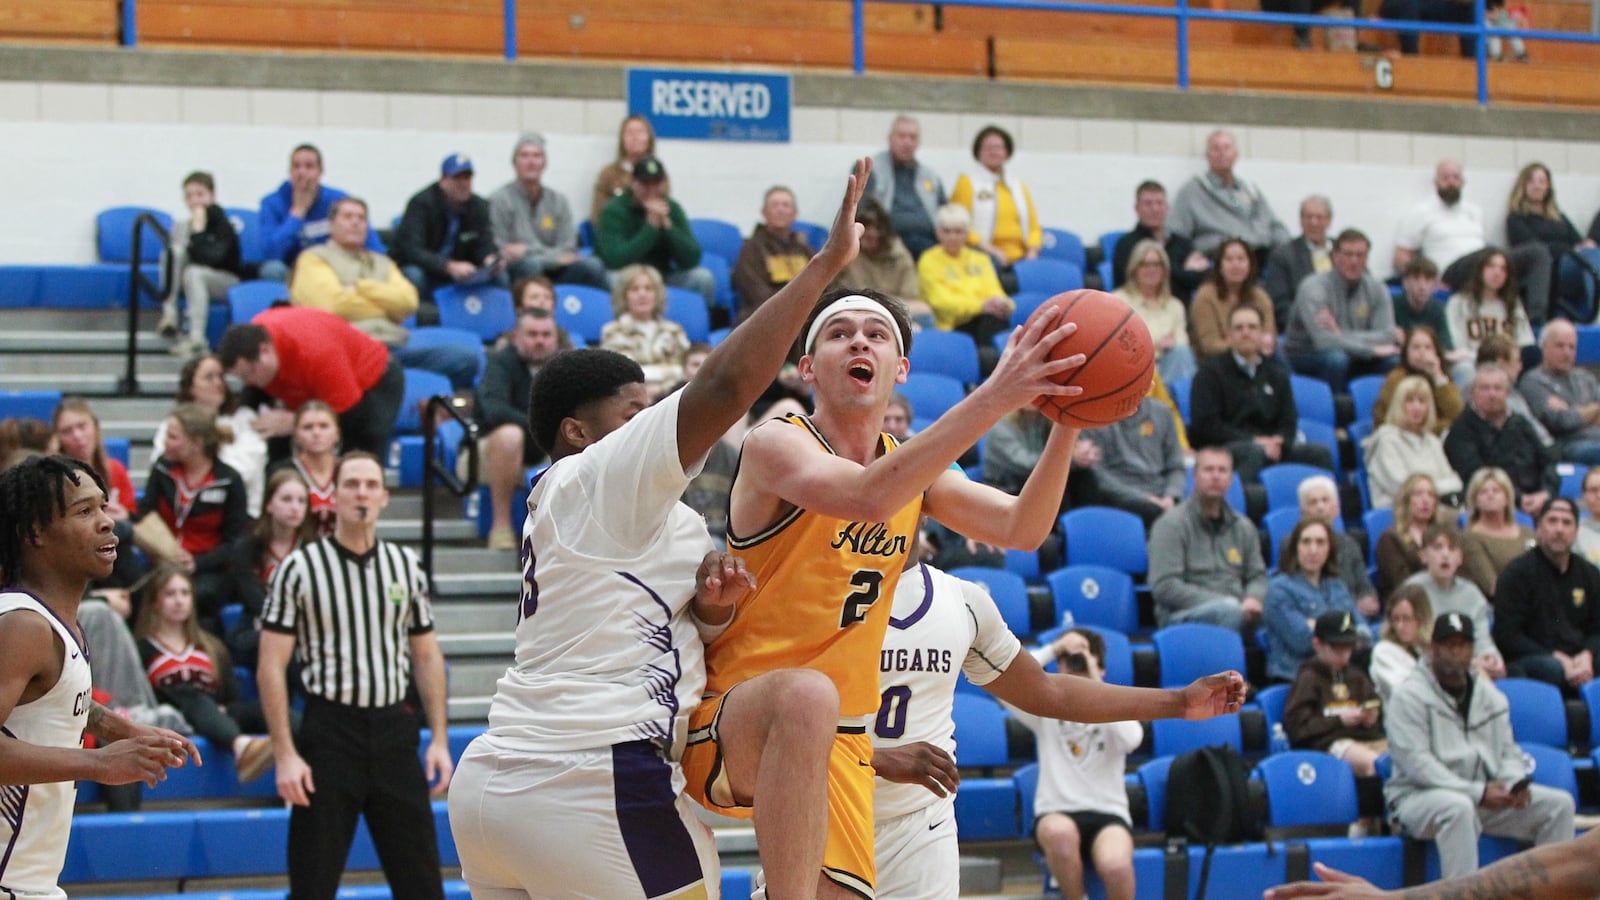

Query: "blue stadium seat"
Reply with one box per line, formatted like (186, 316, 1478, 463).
(1039, 228, 1086, 269)
(0, 389, 62, 422)
(1296, 419, 1341, 478)
(97, 206, 173, 263)
(1520, 741, 1578, 800)
(191, 807, 291, 877)
(1097, 259, 1113, 291)
(0, 264, 161, 310)
(1260, 462, 1332, 512)
(1060, 506, 1147, 576)
(1254, 683, 1291, 736)
(1008, 290, 1054, 327)
(1577, 323, 1600, 366)
(1046, 564, 1138, 635)
(225, 207, 264, 266)
(1557, 462, 1586, 499)
(897, 372, 966, 420)
(1498, 677, 1568, 749)
(665, 287, 711, 343)
(1152, 623, 1246, 688)
(1263, 507, 1301, 570)
(950, 566, 1033, 637)
(1349, 374, 1386, 427)
(435, 285, 515, 342)
(908, 329, 981, 385)
(577, 219, 595, 250)
(1255, 751, 1358, 828)
(395, 369, 452, 436)
(1168, 376, 1191, 422)
(1098, 230, 1126, 268)
(1290, 374, 1337, 427)
(1137, 755, 1174, 831)
(1036, 622, 1135, 686)
(65, 811, 197, 882)
(953, 776, 1021, 840)
(1183, 843, 1285, 900)
(1004, 547, 1041, 581)
(793, 220, 829, 251)
(952, 693, 1012, 769)
(1583, 681, 1600, 747)
(407, 327, 488, 386)
(688, 218, 744, 263)
(1151, 712, 1243, 755)
(553, 283, 613, 345)
(1348, 419, 1374, 511)
(1013, 258, 1083, 295)
(1363, 507, 1394, 560)
(707, 326, 731, 347)
(104, 436, 130, 468)
(227, 279, 288, 324)
(699, 251, 735, 313)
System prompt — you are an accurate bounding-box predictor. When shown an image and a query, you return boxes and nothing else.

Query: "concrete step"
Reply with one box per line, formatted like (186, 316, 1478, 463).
(431, 600, 513, 634)
(0, 372, 178, 395)
(437, 631, 515, 657)
(0, 309, 152, 333)
(375, 517, 479, 544)
(0, 330, 172, 355)
(1, 352, 187, 377)
(434, 570, 521, 598)
(427, 546, 517, 575)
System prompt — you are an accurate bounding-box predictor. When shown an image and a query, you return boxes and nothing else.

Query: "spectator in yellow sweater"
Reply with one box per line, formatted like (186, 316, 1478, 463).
(917, 204, 1012, 374)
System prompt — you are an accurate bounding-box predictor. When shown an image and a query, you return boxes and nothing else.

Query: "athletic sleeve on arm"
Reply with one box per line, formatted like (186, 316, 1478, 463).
(960, 578, 1023, 687)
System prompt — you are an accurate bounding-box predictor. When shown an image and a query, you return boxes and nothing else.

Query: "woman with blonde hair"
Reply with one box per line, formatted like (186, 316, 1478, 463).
(1371, 326, 1464, 433)
(600, 263, 690, 395)
(1460, 466, 1535, 597)
(1363, 374, 1463, 510)
(1370, 584, 1432, 700)
(1115, 239, 1195, 383)
(1375, 473, 1440, 595)
(590, 114, 668, 226)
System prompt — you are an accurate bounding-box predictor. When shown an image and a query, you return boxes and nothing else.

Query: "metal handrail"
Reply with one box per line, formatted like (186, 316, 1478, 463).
(853, 0, 1600, 105)
(420, 393, 480, 583)
(122, 213, 171, 396)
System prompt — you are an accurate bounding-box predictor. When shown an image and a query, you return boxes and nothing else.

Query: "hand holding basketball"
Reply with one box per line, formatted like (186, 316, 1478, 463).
(1025, 290, 1155, 429)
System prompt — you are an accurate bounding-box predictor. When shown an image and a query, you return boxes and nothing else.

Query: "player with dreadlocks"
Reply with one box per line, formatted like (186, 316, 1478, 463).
(1, 454, 200, 900)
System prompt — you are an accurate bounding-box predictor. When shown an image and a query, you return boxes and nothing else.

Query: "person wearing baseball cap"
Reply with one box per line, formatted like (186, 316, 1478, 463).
(594, 152, 719, 310)
(1383, 608, 1575, 879)
(1282, 609, 1386, 777)
(1492, 495, 1600, 691)
(392, 150, 502, 317)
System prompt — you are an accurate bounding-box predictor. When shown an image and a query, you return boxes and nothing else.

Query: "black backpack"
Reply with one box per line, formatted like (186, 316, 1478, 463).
(1165, 745, 1264, 899)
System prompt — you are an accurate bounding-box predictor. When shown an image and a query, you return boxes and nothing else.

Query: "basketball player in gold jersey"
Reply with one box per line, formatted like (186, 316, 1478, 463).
(682, 287, 1088, 899)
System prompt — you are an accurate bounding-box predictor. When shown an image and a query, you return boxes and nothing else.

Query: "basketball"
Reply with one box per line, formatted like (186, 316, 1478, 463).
(1026, 289, 1156, 429)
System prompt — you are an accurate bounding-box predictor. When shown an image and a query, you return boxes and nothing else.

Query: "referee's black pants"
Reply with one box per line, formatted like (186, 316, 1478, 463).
(288, 696, 443, 900)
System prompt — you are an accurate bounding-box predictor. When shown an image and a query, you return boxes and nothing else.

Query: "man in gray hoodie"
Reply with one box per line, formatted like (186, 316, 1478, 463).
(1385, 612, 1574, 880)
(1147, 446, 1268, 630)
(1168, 129, 1290, 259)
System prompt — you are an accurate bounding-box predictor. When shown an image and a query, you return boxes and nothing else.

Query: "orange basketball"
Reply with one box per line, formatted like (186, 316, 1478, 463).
(1026, 289, 1156, 429)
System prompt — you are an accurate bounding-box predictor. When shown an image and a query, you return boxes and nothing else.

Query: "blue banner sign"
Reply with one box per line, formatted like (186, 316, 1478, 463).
(627, 68, 791, 143)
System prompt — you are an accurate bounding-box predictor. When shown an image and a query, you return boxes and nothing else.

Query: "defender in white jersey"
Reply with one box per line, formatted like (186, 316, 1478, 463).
(0, 455, 199, 900)
(871, 553, 1249, 900)
(448, 160, 876, 900)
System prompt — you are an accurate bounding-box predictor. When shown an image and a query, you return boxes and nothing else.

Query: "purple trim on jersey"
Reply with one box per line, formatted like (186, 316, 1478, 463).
(1, 590, 88, 662)
(889, 564, 935, 630)
(0, 724, 27, 886)
(618, 572, 682, 749)
(611, 741, 706, 896)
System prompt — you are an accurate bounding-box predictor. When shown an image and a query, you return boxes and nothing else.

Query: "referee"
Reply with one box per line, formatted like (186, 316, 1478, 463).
(257, 450, 453, 900)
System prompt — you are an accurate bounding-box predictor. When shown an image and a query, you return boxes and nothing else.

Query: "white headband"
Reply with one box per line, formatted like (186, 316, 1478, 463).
(803, 295, 904, 356)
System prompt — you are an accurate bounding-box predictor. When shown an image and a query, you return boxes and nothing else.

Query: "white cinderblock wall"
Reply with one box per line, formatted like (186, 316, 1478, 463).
(4, 79, 1600, 273)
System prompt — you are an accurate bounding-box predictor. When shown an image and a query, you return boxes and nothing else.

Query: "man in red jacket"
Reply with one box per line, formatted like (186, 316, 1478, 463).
(218, 306, 405, 456)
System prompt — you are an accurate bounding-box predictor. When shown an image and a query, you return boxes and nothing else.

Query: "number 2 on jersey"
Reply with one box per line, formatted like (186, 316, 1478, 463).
(839, 569, 884, 627)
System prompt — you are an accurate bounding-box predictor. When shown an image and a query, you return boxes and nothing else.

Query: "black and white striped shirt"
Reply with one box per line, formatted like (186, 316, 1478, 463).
(262, 536, 434, 708)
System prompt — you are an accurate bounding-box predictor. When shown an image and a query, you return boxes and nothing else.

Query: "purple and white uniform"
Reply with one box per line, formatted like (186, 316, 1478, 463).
(448, 389, 722, 899)
(872, 564, 1022, 900)
(1, 591, 92, 900)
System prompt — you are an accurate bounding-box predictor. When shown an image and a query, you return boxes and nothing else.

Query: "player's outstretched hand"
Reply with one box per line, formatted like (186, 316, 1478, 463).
(95, 733, 193, 787)
(986, 304, 1086, 411)
(813, 157, 871, 273)
(873, 741, 960, 798)
(1265, 863, 1389, 898)
(694, 551, 756, 621)
(1180, 670, 1247, 720)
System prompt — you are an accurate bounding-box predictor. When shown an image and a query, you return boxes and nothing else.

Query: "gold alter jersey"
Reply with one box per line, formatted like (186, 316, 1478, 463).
(712, 415, 922, 718)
